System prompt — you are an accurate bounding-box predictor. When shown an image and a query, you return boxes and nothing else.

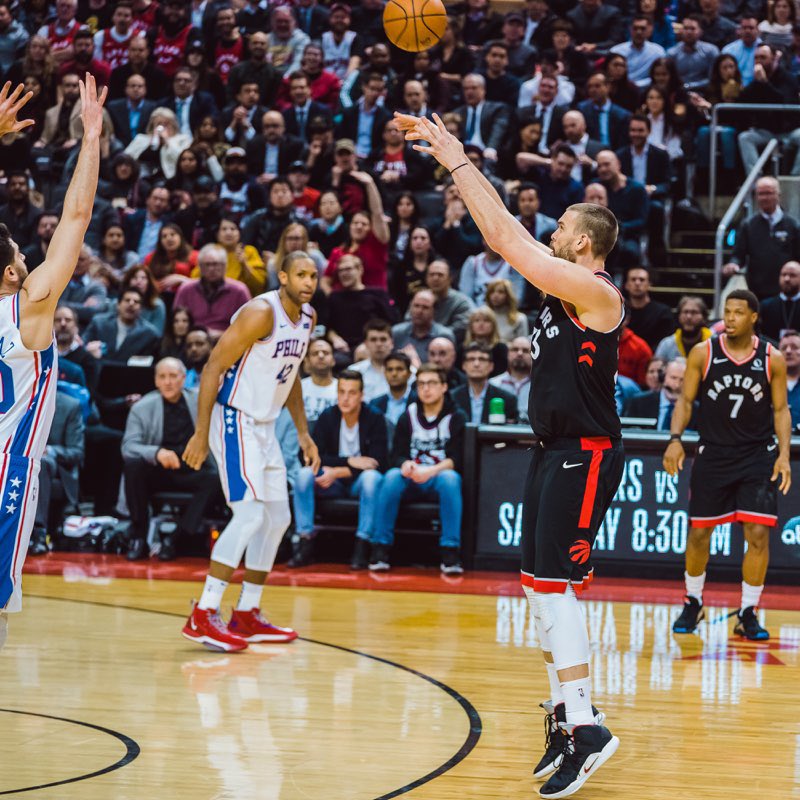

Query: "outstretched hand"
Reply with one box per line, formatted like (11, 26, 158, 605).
(0, 82, 34, 138)
(394, 112, 467, 173)
(79, 73, 108, 140)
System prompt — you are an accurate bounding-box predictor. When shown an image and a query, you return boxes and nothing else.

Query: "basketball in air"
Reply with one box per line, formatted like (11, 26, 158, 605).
(383, 0, 447, 52)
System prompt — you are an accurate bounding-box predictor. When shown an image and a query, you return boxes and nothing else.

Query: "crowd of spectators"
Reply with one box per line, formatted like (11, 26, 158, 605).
(2, 0, 800, 569)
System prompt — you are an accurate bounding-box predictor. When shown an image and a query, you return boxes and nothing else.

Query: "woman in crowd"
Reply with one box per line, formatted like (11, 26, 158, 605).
(604, 54, 641, 113)
(192, 115, 229, 163)
(323, 209, 390, 293)
(207, 217, 267, 296)
(484, 279, 529, 342)
(160, 306, 194, 359)
(6, 36, 58, 104)
(98, 223, 138, 274)
(759, 0, 795, 47)
(497, 113, 543, 181)
(637, 0, 676, 49)
(689, 53, 742, 170)
(185, 40, 226, 109)
(121, 265, 167, 336)
(268, 223, 327, 289)
(145, 223, 198, 293)
(165, 147, 222, 193)
(644, 356, 666, 392)
(643, 85, 684, 160)
(308, 191, 347, 257)
(388, 191, 421, 264)
(125, 108, 192, 181)
(429, 17, 473, 103)
(646, 58, 688, 129)
(548, 20, 590, 89)
(462, 307, 508, 377)
(393, 226, 438, 314)
(100, 153, 149, 209)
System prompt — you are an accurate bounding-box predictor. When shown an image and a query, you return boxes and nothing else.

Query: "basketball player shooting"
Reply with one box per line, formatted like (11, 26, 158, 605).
(181, 251, 320, 653)
(663, 290, 791, 641)
(396, 112, 622, 798)
(0, 77, 106, 647)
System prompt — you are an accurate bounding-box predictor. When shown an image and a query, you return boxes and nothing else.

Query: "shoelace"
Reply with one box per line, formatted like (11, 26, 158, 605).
(542, 712, 559, 754)
(556, 734, 582, 776)
(208, 611, 230, 634)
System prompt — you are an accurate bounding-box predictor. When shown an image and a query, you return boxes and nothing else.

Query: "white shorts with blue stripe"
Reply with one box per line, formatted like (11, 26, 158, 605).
(209, 403, 288, 504)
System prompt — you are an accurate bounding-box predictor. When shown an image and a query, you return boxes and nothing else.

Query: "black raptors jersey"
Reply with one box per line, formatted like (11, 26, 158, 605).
(697, 335, 775, 446)
(528, 271, 623, 440)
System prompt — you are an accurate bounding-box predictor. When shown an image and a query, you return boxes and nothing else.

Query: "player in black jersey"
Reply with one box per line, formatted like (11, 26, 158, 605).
(396, 112, 622, 799)
(663, 290, 791, 641)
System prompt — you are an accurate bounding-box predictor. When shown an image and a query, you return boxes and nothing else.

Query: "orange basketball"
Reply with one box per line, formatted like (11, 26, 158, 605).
(383, 0, 447, 52)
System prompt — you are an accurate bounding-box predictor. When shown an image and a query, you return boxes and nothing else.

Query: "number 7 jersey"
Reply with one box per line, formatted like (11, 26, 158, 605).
(217, 291, 314, 422)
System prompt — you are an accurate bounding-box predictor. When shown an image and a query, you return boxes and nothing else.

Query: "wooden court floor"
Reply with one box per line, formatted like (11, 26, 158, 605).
(2, 572, 799, 799)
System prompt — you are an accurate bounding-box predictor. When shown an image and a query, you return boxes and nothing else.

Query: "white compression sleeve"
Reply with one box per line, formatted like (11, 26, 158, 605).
(210, 500, 266, 569)
(243, 500, 292, 573)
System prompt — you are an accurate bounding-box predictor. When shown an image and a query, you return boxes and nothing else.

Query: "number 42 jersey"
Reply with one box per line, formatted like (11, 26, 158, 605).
(217, 291, 313, 422)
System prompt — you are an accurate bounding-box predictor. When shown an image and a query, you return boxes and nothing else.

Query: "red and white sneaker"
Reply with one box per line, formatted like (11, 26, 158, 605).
(182, 602, 249, 652)
(228, 608, 298, 643)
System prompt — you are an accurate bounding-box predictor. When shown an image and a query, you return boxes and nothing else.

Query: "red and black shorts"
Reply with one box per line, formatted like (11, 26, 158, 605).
(689, 440, 778, 528)
(520, 437, 624, 594)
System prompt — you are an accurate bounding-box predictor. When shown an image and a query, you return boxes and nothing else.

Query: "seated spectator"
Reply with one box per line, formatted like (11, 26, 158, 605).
(320, 2, 364, 81)
(428, 336, 467, 389)
(655, 296, 713, 360)
(98, 222, 138, 275)
(577, 72, 632, 150)
(29, 390, 84, 555)
(760, 260, 800, 341)
(21, 209, 60, 271)
(618, 310, 653, 387)
(604, 53, 642, 112)
(459, 239, 524, 307)
(55, 305, 100, 391)
(0, 171, 40, 249)
(291, 370, 387, 568)
(625, 357, 689, 430)
(490, 336, 532, 423)
(215, 147, 268, 223)
(393, 61, 447, 115)
(499, 11, 538, 77)
(83, 288, 161, 364)
(391, 193, 425, 268)
(424, 259, 475, 341)
(242, 176, 307, 264)
(192, 115, 229, 164)
(121, 264, 166, 336)
(454, 73, 509, 165)
(245, 110, 304, 186)
(642, 85, 683, 161)
(287, 160, 321, 223)
(531, 144, 585, 220)
(276, 44, 341, 111)
(759, 0, 795, 48)
(309, 190, 348, 257)
(431, 183, 482, 273)
(644, 356, 665, 391)
(182, 327, 212, 390)
(125, 107, 192, 181)
(667, 15, 720, 87)
(616, 373, 643, 415)
(722, 177, 800, 299)
(610, 16, 666, 87)
(370, 363, 466, 574)
(161, 306, 194, 360)
(164, 147, 220, 194)
(336, 71, 392, 158)
(221, 80, 268, 149)
(121, 357, 220, 560)
(393, 226, 438, 314)
(497, 111, 543, 180)
(462, 144, 508, 203)
(393, 289, 456, 364)
(283, 71, 335, 143)
(325, 255, 394, 358)
(514, 183, 558, 256)
(367, 117, 433, 194)
(108, 36, 169, 101)
(302, 338, 339, 424)
(567, 0, 624, 57)
(58, 244, 109, 329)
(174, 244, 252, 338)
(351, 319, 396, 401)
(60, 26, 111, 82)
(267, 223, 328, 291)
(721, 15, 761, 85)
(624, 266, 675, 349)
(266, 5, 311, 76)
(369, 351, 415, 447)
(429, 17, 475, 96)
(227, 29, 280, 104)
(145, 222, 198, 294)
(463, 306, 508, 376)
(480, 40, 522, 105)
(123, 184, 171, 261)
(451, 343, 519, 423)
(6, 37, 58, 106)
(174, 176, 224, 250)
(485, 279, 529, 341)
(548, 21, 591, 89)
(207, 217, 266, 297)
(779, 330, 800, 430)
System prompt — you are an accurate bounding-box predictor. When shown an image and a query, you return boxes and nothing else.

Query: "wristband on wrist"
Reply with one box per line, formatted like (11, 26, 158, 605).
(669, 433, 682, 442)
(450, 162, 469, 174)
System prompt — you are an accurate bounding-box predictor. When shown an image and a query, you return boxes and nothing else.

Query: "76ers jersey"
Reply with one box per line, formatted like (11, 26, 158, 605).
(0, 294, 57, 461)
(217, 291, 313, 422)
(528, 271, 623, 441)
(697, 335, 774, 446)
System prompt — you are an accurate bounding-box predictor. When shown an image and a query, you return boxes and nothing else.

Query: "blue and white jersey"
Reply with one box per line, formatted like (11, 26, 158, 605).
(0, 293, 57, 461)
(217, 291, 313, 422)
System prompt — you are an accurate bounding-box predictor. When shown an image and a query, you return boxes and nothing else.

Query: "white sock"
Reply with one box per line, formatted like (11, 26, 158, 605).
(237, 581, 264, 611)
(561, 676, 595, 726)
(741, 581, 764, 611)
(546, 661, 565, 707)
(198, 576, 228, 611)
(685, 571, 706, 602)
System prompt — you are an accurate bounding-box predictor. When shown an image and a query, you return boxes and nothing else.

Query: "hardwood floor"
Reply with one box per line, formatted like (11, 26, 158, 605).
(1, 573, 798, 799)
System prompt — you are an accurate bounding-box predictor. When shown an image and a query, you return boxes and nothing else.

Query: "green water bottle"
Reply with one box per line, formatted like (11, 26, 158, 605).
(488, 396, 506, 424)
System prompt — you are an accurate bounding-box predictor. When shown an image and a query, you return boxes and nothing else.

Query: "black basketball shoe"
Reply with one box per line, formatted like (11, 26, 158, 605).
(734, 606, 770, 640)
(672, 596, 705, 634)
(533, 702, 606, 781)
(539, 724, 619, 798)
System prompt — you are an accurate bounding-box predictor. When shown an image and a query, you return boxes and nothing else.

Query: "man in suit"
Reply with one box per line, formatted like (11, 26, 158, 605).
(123, 184, 172, 260)
(109, 36, 169, 101)
(335, 71, 392, 159)
(522, 75, 568, 153)
(455, 73, 510, 164)
(760, 261, 800, 341)
(283, 71, 334, 143)
(28, 391, 85, 555)
(293, 0, 330, 40)
(220, 81, 268, 149)
(567, 0, 626, 55)
(83, 288, 161, 363)
(290, 370, 388, 569)
(121, 357, 220, 560)
(451, 343, 519, 423)
(369, 351, 415, 449)
(557, 110, 604, 183)
(578, 72, 632, 150)
(160, 67, 218, 138)
(107, 73, 156, 146)
(625, 358, 690, 430)
(246, 111, 305, 184)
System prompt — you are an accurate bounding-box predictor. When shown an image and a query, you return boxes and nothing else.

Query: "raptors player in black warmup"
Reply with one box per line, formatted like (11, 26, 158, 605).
(664, 290, 791, 640)
(397, 112, 623, 798)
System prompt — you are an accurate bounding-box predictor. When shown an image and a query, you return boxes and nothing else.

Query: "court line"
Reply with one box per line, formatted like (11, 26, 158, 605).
(26, 593, 483, 800)
(0, 708, 140, 796)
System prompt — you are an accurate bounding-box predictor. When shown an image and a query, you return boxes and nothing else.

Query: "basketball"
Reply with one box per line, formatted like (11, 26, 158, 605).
(383, 0, 447, 52)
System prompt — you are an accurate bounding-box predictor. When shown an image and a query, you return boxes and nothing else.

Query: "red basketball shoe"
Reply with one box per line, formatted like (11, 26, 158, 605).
(228, 608, 299, 643)
(182, 602, 249, 652)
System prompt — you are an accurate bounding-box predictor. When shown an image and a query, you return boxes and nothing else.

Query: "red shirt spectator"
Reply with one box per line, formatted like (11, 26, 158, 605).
(174, 276, 252, 337)
(325, 227, 388, 291)
(618, 325, 653, 387)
